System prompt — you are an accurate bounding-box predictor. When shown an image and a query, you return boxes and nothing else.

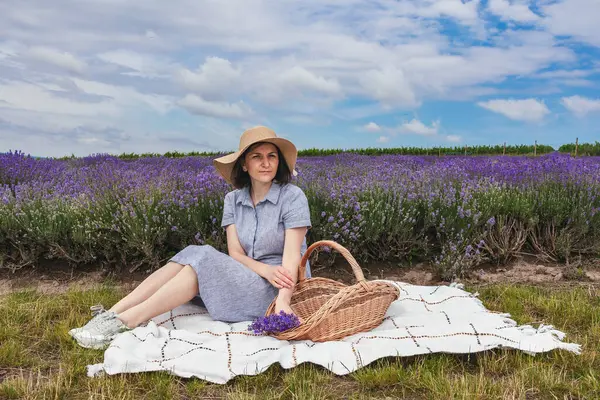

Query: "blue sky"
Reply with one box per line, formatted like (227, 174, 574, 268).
(0, 0, 599, 157)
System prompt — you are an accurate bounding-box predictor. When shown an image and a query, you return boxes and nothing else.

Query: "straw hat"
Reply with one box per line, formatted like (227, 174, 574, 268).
(213, 126, 298, 185)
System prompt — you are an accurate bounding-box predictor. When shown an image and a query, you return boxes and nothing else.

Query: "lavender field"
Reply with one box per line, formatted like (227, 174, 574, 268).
(1, 150, 599, 280)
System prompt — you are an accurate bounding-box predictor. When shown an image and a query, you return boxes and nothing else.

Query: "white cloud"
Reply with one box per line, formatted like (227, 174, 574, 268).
(0, 0, 597, 156)
(0, 80, 119, 117)
(400, 119, 440, 136)
(0, 1, 577, 110)
(359, 66, 419, 108)
(145, 30, 158, 40)
(275, 66, 342, 96)
(401, 32, 574, 98)
(0, 77, 175, 148)
(177, 94, 253, 119)
(541, 0, 600, 47)
(558, 79, 594, 87)
(446, 134, 462, 143)
(77, 137, 111, 146)
(249, 64, 344, 106)
(531, 68, 596, 87)
(561, 95, 600, 117)
(416, 0, 481, 26)
(535, 69, 593, 79)
(488, 0, 539, 23)
(71, 78, 174, 114)
(0, 41, 19, 60)
(369, 118, 461, 144)
(363, 122, 382, 132)
(477, 98, 550, 122)
(174, 57, 242, 100)
(26, 46, 87, 73)
(98, 50, 172, 78)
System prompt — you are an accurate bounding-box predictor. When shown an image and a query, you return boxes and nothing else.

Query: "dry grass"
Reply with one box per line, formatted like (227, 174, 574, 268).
(0, 283, 598, 399)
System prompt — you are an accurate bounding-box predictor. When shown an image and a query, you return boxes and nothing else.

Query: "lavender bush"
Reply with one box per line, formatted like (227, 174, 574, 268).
(1, 150, 599, 280)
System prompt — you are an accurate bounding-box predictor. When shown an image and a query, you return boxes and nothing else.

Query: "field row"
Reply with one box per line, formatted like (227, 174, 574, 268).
(1, 152, 599, 279)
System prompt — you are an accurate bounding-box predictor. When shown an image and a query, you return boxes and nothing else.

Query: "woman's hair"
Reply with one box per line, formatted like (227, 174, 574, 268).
(230, 141, 292, 189)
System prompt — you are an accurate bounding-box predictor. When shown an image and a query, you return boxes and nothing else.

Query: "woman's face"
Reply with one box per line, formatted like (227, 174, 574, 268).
(243, 143, 279, 184)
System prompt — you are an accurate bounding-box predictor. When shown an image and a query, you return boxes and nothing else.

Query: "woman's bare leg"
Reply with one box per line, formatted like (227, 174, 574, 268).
(116, 265, 199, 328)
(109, 262, 186, 314)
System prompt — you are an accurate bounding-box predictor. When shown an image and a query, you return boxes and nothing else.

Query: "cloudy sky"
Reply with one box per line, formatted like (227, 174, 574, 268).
(1, 0, 599, 157)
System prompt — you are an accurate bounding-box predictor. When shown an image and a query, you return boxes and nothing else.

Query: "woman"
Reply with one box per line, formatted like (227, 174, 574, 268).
(69, 126, 312, 349)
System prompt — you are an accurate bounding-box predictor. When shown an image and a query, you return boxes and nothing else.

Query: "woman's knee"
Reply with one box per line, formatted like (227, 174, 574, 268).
(164, 261, 186, 271)
(178, 264, 197, 277)
(180, 265, 201, 297)
(167, 261, 197, 276)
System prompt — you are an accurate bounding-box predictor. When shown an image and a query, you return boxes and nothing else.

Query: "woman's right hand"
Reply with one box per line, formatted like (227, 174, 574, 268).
(264, 265, 294, 289)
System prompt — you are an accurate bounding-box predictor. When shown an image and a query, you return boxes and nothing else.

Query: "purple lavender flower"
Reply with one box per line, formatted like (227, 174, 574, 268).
(2, 149, 600, 278)
(248, 310, 301, 335)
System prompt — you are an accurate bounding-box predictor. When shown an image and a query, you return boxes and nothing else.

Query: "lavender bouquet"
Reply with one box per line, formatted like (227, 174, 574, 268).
(248, 311, 301, 335)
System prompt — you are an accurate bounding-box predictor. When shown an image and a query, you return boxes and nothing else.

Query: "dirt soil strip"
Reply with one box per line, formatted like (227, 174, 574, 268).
(1, 256, 599, 295)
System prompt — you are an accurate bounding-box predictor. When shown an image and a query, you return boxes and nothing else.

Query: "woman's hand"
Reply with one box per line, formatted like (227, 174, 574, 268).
(264, 265, 294, 289)
(274, 299, 295, 315)
(275, 298, 304, 324)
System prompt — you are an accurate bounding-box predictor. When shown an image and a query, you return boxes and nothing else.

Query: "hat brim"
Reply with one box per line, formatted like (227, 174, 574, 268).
(213, 137, 298, 185)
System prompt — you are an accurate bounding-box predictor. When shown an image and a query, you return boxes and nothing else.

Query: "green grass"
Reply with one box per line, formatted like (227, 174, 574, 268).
(1, 283, 598, 399)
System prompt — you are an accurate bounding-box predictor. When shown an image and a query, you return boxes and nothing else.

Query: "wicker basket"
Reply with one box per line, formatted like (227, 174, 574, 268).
(264, 240, 400, 342)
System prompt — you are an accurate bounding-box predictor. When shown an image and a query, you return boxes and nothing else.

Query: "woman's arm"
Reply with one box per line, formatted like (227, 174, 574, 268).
(224, 224, 271, 278)
(276, 226, 308, 304)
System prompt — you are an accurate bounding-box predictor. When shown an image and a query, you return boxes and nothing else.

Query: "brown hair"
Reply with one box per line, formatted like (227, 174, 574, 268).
(230, 142, 292, 189)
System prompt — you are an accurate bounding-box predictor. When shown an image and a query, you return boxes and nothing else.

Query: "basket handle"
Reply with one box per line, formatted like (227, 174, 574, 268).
(298, 240, 368, 289)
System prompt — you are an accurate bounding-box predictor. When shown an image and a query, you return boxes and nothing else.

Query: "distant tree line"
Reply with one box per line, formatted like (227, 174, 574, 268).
(49, 141, 600, 160)
(558, 141, 600, 156)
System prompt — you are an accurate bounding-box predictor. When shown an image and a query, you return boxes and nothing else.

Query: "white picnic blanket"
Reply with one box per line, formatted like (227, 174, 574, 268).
(86, 282, 581, 384)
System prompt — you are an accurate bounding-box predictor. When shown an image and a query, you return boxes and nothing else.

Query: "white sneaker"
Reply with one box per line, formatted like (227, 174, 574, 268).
(69, 304, 109, 337)
(70, 311, 132, 349)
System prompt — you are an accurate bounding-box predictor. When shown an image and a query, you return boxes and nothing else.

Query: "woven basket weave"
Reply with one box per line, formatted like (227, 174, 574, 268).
(265, 240, 400, 342)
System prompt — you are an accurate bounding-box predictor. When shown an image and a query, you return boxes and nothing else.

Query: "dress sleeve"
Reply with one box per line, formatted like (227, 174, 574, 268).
(282, 188, 312, 230)
(221, 192, 235, 228)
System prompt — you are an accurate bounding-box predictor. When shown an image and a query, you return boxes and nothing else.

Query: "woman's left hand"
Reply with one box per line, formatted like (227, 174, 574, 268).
(264, 265, 294, 289)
